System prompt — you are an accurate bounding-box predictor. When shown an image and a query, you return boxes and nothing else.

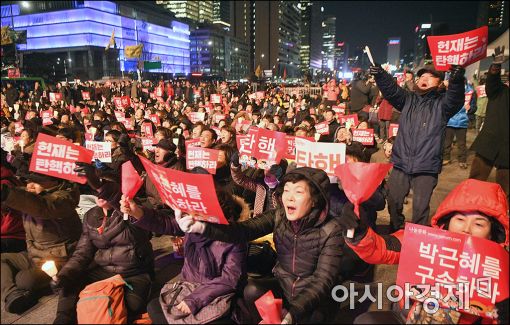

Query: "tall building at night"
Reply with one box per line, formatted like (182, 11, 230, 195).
(477, 1, 508, 42)
(322, 15, 336, 72)
(251, 1, 301, 79)
(299, 1, 323, 77)
(1, 1, 190, 80)
(213, 1, 232, 31)
(156, 0, 213, 24)
(334, 41, 349, 76)
(386, 37, 401, 67)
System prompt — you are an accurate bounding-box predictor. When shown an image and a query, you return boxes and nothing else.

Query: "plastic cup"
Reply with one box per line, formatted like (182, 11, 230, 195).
(41, 260, 58, 280)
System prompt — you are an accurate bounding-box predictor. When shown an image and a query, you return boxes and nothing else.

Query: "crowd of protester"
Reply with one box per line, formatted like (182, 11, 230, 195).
(0, 51, 508, 324)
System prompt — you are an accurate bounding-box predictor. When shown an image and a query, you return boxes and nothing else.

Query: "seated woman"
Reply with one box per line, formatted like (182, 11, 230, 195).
(51, 182, 154, 324)
(120, 173, 247, 324)
(167, 167, 346, 324)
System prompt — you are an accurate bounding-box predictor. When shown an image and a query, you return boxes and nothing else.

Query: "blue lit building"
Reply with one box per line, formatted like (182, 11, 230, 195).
(1, 1, 190, 80)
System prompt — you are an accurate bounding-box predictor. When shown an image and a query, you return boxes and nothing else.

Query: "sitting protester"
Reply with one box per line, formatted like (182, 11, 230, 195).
(1, 173, 82, 314)
(340, 179, 509, 324)
(120, 170, 247, 324)
(51, 182, 154, 324)
(168, 167, 346, 324)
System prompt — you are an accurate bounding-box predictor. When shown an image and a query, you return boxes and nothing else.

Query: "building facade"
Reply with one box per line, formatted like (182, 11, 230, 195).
(156, 0, 213, 24)
(386, 37, 401, 68)
(299, 0, 323, 78)
(321, 15, 336, 72)
(1, 1, 190, 80)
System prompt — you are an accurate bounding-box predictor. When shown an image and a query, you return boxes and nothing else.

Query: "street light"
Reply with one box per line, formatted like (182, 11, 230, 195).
(207, 41, 212, 46)
(21, 1, 30, 9)
(261, 54, 265, 58)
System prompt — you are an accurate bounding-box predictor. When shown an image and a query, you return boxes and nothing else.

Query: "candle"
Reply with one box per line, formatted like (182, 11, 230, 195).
(41, 260, 58, 280)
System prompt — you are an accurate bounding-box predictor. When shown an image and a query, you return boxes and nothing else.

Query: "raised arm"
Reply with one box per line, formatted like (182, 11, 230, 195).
(371, 66, 409, 111)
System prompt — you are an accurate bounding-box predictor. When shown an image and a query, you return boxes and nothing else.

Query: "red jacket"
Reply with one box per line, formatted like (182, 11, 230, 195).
(377, 98, 394, 121)
(347, 179, 508, 264)
(1, 167, 25, 240)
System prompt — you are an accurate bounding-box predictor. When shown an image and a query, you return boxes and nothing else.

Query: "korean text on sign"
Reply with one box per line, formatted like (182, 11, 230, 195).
(29, 133, 94, 184)
(352, 129, 374, 146)
(295, 138, 346, 181)
(85, 141, 112, 163)
(251, 128, 287, 166)
(139, 155, 228, 224)
(428, 26, 488, 71)
(186, 147, 219, 174)
(396, 223, 508, 316)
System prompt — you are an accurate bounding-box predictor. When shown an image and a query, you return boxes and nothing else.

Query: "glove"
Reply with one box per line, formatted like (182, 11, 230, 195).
(1, 183, 10, 202)
(174, 208, 206, 234)
(230, 151, 241, 168)
(339, 201, 368, 239)
(281, 312, 293, 324)
(449, 65, 465, 83)
(94, 159, 108, 170)
(368, 63, 384, 76)
(49, 275, 71, 295)
(74, 162, 102, 189)
(492, 45, 508, 64)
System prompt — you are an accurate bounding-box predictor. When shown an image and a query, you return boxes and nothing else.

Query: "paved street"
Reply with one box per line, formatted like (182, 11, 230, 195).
(0, 128, 494, 324)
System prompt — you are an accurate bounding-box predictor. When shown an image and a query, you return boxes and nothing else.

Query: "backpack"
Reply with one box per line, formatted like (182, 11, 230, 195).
(76, 274, 132, 324)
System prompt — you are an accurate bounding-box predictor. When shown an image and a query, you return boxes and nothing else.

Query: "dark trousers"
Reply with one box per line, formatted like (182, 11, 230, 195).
(379, 120, 390, 141)
(354, 311, 404, 324)
(469, 154, 509, 201)
(1, 238, 27, 253)
(1, 251, 51, 300)
(443, 127, 467, 163)
(54, 267, 151, 324)
(387, 168, 438, 230)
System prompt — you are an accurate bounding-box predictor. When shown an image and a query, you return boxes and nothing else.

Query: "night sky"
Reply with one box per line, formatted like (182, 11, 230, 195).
(323, 1, 481, 62)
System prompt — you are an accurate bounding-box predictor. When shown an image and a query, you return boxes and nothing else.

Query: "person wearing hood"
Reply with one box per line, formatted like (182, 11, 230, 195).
(120, 168, 248, 324)
(172, 167, 346, 324)
(1, 173, 82, 315)
(340, 178, 509, 324)
(368, 63, 465, 231)
(51, 182, 154, 324)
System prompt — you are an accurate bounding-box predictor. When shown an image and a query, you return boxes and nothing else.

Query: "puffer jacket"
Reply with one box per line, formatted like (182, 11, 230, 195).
(375, 69, 465, 174)
(58, 206, 154, 280)
(1, 167, 25, 241)
(133, 206, 247, 316)
(203, 167, 345, 322)
(470, 65, 509, 169)
(345, 179, 509, 323)
(3, 181, 82, 268)
(447, 84, 472, 129)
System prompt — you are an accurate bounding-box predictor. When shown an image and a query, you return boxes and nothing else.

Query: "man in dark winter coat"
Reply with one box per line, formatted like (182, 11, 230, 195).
(469, 52, 509, 200)
(369, 63, 465, 231)
(1, 174, 82, 314)
(318, 108, 340, 143)
(5, 83, 19, 108)
(349, 73, 371, 114)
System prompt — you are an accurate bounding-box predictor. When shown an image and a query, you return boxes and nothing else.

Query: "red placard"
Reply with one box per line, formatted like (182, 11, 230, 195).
(284, 135, 315, 160)
(186, 146, 220, 174)
(114, 111, 125, 122)
(185, 138, 201, 151)
(113, 97, 123, 109)
(464, 90, 474, 109)
(428, 26, 488, 71)
(149, 114, 161, 126)
(121, 161, 143, 199)
(352, 129, 375, 146)
(256, 91, 265, 100)
(213, 114, 226, 124)
(139, 155, 228, 224)
(121, 119, 133, 131)
(29, 133, 94, 184)
(332, 104, 346, 115)
(210, 94, 222, 104)
(49, 92, 62, 102)
(397, 223, 508, 321)
(475, 85, 486, 98)
(14, 122, 24, 134)
(339, 114, 359, 129)
(315, 121, 330, 135)
(142, 122, 154, 138)
(114, 96, 131, 109)
(155, 86, 163, 97)
(41, 110, 53, 126)
(81, 91, 90, 100)
(255, 291, 282, 324)
(235, 120, 252, 133)
(248, 93, 257, 100)
(236, 127, 259, 158)
(251, 128, 287, 168)
(189, 112, 206, 124)
(7, 68, 20, 78)
(389, 123, 399, 137)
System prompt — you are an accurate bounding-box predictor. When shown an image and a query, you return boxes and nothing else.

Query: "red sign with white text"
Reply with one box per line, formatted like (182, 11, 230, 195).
(475, 85, 486, 98)
(142, 122, 154, 138)
(49, 92, 62, 102)
(339, 114, 359, 129)
(185, 138, 201, 151)
(41, 110, 53, 126)
(352, 129, 374, 146)
(252, 128, 287, 168)
(210, 94, 222, 104)
(121, 119, 133, 130)
(315, 121, 330, 135)
(29, 133, 94, 184)
(186, 147, 219, 174)
(389, 123, 399, 137)
(149, 114, 161, 126)
(114, 96, 131, 109)
(114, 111, 125, 122)
(189, 112, 206, 124)
(428, 26, 488, 71)
(139, 155, 228, 224)
(81, 91, 90, 100)
(284, 135, 315, 160)
(397, 223, 508, 321)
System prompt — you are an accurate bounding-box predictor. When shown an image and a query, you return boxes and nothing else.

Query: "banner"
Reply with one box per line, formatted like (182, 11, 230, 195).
(389, 123, 399, 137)
(85, 141, 112, 163)
(113, 96, 131, 109)
(236, 128, 258, 164)
(352, 129, 374, 146)
(41, 110, 53, 126)
(189, 112, 206, 124)
(475, 85, 486, 98)
(139, 156, 228, 224)
(7, 68, 20, 78)
(29, 133, 94, 184)
(210, 94, 222, 104)
(251, 128, 287, 169)
(397, 223, 508, 321)
(428, 26, 488, 71)
(49, 92, 62, 102)
(81, 91, 90, 100)
(315, 121, 330, 135)
(235, 120, 252, 133)
(339, 114, 359, 129)
(141, 137, 156, 151)
(186, 147, 219, 174)
(121, 119, 134, 131)
(284, 135, 315, 160)
(295, 138, 346, 180)
(185, 138, 201, 151)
